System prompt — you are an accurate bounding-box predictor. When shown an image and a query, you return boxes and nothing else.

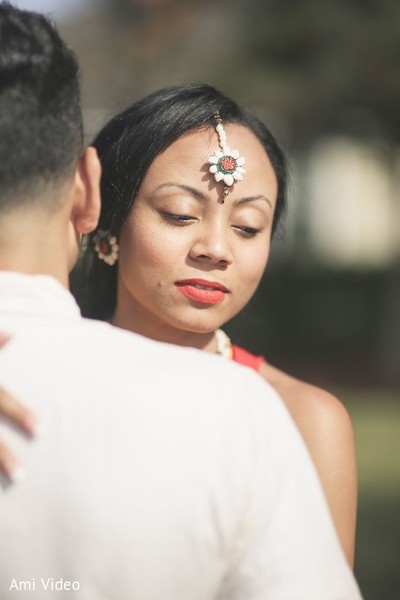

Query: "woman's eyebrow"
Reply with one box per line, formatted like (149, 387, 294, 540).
(155, 183, 273, 209)
(233, 195, 273, 209)
(155, 182, 207, 201)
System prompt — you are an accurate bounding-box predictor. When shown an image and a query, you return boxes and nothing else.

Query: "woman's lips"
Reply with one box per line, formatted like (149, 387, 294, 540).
(175, 279, 229, 305)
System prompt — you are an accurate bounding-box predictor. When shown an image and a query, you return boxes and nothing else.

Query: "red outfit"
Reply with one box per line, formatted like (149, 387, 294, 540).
(231, 344, 265, 373)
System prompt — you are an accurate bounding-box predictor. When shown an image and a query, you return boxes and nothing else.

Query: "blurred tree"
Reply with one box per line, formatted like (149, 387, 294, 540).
(240, 0, 400, 145)
(63, 0, 400, 146)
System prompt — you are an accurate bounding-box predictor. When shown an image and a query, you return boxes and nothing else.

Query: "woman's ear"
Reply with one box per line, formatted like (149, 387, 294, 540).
(72, 146, 102, 234)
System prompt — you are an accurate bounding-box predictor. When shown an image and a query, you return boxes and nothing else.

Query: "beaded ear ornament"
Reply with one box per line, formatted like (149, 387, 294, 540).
(93, 230, 119, 266)
(208, 113, 246, 200)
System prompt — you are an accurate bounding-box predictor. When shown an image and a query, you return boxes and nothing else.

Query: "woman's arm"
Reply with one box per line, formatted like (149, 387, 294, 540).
(0, 334, 38, 481)
(259, 362, 357, 567)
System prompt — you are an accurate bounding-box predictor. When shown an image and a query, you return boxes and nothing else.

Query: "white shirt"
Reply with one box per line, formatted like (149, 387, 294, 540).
(0, 272, 362, 599)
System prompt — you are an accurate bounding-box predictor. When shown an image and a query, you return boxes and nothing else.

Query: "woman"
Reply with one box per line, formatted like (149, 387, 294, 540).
(3, 84, 357, 565)
(76, 83, 357, 565)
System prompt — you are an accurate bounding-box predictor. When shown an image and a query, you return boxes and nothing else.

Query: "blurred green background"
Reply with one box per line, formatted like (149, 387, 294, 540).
(16, 0, 400, 596)
(347, 390, 400, 600)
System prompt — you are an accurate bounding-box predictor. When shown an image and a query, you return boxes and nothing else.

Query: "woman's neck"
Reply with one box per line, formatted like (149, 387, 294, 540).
(111, 300, 218, 354)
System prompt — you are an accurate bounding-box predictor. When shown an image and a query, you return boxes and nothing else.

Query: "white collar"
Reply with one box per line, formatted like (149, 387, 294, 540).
(0, 271, 81, 320)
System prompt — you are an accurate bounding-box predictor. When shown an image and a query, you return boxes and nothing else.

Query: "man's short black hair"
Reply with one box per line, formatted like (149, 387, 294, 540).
(0, 2, 83, 211)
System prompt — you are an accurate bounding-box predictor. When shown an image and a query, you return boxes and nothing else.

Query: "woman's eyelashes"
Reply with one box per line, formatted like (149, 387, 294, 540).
(161, 211, 262, 238)
(233, 225, 261, 238)
(160, 210, 196, 225)
(159, 206, 263, 236)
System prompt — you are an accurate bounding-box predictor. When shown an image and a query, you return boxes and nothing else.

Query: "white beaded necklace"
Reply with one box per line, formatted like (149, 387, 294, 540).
(215, 328, 233, 359)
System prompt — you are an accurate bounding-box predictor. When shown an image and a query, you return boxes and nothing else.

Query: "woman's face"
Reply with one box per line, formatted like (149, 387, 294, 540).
(116, 124, 278, 338)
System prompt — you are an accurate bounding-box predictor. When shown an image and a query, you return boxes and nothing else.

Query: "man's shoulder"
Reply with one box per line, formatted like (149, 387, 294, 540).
(4, 310, 283, 424)
(73, 318, 262, 375)
(70, 318, 283, 412)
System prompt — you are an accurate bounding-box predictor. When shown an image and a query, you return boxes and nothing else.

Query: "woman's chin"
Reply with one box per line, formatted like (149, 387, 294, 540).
(171, 308, 240, 336)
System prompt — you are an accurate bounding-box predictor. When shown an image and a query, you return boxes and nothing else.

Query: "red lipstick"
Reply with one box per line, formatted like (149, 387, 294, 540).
(176, 279, 229, 305)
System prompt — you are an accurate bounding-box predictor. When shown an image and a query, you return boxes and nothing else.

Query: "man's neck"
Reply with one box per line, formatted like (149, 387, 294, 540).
(0, 210, 70, 288)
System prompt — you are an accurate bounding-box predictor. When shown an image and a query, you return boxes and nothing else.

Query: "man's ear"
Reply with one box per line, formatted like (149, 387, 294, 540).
(72, 146, 102, 234)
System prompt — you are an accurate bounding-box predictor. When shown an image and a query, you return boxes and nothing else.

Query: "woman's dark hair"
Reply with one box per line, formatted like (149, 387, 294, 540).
(72, 83, 288, 320)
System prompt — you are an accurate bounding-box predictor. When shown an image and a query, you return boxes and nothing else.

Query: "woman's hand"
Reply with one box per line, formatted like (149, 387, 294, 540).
(0, 333, 38, 481)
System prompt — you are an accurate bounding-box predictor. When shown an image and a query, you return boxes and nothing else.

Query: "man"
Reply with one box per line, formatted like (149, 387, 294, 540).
(0, 3, 362, 599)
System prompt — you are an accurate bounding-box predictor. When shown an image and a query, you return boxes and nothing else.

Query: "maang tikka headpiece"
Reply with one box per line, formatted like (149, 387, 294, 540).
(208, 113, 246, 200)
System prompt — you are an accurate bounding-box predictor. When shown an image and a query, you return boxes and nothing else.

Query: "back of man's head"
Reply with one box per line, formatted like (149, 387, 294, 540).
(0, 1, 83, 212)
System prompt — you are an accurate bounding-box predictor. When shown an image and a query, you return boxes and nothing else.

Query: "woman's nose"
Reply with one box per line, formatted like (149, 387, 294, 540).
(188, 224, 233, 266)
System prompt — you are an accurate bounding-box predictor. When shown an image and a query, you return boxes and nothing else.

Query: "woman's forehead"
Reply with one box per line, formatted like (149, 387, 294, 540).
(153, 125, 270, 169)
(139, 124, 278, 204)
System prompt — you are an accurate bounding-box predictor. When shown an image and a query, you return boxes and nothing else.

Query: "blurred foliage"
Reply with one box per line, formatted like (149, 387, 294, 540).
(225, 265, 399, 387)
(240, 0, 400, 145)
(92, 0, 400, 146)
(62, 0, 400, 145)
(346, 392, 400, 600)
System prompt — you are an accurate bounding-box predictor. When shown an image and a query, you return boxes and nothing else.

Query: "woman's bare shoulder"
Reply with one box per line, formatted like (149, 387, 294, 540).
(258, 361, 354, 444)
(259, 361, 357, 566)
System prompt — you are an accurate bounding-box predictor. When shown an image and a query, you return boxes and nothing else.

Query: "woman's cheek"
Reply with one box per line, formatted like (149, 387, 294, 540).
(240, 244, 270, 287)
(138, 234, 181, 270)
(137, 239, 164, 266)
(121, 220, 165, 267)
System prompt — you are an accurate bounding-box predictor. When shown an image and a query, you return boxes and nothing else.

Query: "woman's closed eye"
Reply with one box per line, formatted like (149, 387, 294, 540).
(233, 225, 261, 238)
(161, 211, 196, 225)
